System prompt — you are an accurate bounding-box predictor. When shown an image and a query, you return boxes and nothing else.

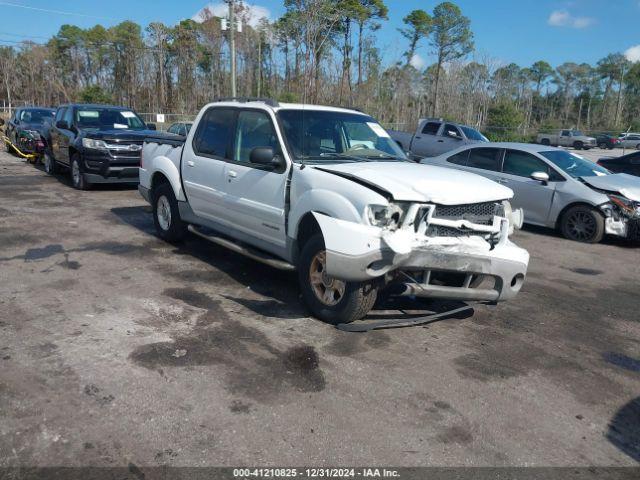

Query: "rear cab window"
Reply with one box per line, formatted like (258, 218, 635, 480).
(192, 107, 236, 159)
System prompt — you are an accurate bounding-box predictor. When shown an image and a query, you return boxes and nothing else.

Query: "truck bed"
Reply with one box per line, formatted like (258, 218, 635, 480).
(144, 132, 185, 147)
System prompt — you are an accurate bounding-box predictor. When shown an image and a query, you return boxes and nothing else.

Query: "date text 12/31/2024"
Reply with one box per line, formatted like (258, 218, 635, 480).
(233, 468, 401, 478)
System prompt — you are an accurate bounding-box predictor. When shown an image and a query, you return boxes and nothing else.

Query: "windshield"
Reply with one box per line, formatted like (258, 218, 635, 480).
(20, 109, 54, 125)
(571, 130, 584, 136)
(75, 107, 147, 130)
(277, 109, 407, 163)
(540, 150, 609, 178)
(460, 126, 488, 142)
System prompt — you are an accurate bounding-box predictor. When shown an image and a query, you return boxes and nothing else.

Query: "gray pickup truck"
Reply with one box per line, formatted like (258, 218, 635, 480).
(389, 119, 488, 159)
(536, 129, 596, 150)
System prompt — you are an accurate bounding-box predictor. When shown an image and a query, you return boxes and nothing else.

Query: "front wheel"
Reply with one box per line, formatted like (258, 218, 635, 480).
(560, 205, 605, 244)
(43, 152, 58, 174)
(152, 183, 187, 243)
(298, 234, 378, 324)
(70, 155, 90, 190)
(573, 141, 584, 150)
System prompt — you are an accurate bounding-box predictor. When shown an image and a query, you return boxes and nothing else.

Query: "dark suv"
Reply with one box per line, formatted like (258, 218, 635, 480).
(595, 133, 621, 150)
(44, 104, 157, 189)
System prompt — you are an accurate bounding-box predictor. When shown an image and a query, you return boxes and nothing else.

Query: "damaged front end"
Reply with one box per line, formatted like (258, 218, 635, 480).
(600, 195, 640, 241)
(313, 200, 529, 303)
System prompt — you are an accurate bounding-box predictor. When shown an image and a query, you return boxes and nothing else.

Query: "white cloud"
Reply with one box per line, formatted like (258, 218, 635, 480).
(625, 45, 640, 63)
(548, 9, 595, 28)
(193, 2, 270, 28)
(410, 54, 426, 70)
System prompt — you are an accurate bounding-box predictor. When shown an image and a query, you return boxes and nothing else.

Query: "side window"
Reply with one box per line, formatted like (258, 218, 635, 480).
(193, 108, 236, 158)
(167, 124, 177, 134)
(443, 124, 461, 139)
(503, 150, 549, 178)
(179, 125, 187, 136)
(467, 148, 502, 171)
(233, 110, 279, 164)
(421, 122, 440, 135)
(447, 149, 469, 166)
(561, 130, 570, 136)
(63, 108, 74, 127)
(55, 108, 66, 123)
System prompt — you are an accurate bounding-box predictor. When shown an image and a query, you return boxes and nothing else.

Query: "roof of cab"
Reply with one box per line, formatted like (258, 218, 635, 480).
(204, 99, 368, 116)
(57, 103, 134, 110)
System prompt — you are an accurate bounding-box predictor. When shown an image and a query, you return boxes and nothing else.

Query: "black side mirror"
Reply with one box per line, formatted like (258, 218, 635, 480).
(56, 120, 69, 130)
(147, 123, 157, 131)
(250, 147, 283, 169)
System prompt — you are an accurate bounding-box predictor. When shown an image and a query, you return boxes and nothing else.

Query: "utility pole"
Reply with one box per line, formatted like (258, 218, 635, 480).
(257, 38, 262, 98)
(228, 0, 237, 97)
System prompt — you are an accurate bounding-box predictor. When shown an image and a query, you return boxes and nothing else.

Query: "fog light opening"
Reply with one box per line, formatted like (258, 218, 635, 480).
(510, 273, 524, 290)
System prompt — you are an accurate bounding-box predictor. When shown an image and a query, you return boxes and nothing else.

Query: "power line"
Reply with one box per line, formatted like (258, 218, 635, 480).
(0, 1, 115, 20)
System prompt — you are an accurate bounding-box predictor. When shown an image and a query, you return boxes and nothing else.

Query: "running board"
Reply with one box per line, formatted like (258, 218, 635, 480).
(187, 225, 295, 271)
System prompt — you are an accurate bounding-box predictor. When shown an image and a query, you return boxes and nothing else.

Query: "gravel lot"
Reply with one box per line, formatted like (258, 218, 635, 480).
(0, 149, 638, 468)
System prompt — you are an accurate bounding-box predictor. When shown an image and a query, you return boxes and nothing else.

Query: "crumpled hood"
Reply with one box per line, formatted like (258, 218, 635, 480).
(581, 173, 640, 202)
(313, 162, 513, 205)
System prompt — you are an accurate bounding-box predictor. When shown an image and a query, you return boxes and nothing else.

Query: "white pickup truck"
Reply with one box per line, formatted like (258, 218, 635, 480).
(139, 98, 529, 324)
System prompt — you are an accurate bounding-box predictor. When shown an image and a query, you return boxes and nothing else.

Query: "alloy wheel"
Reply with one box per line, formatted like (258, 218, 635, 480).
(156, 195, 172, 231)
(566, 211, 596, 242)
(72, 160, 81, 186)
(309, 250, 345, 306)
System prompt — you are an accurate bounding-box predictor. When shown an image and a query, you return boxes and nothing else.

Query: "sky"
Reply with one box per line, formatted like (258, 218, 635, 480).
(0, 0, 639, 68)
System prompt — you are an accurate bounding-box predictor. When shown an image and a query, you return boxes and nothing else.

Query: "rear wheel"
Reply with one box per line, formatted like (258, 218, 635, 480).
(70, 155, 90, 190)
(540, 138, 550, 146)
(636, 143, 640, 150)
(298, 234, 378, 324)
(598, 142, 607, 149)
(4, 136, 13, 154)
(152, 183, 187, 243)
(560, 205, 605, 244)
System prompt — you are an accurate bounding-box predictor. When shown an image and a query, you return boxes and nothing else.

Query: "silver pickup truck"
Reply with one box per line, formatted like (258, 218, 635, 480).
(537, 129, 596, 150)
(389, 119, 488, 159)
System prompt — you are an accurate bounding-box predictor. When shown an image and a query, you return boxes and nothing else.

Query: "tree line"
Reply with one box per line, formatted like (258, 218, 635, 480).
(1, 0, 638, 139)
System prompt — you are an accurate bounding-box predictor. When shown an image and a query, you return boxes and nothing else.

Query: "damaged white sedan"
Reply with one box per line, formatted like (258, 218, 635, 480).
(139, 99, 529, 324)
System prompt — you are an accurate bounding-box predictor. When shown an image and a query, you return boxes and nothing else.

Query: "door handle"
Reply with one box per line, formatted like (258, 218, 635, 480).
(415, 136, 422, 139)
(186, 160, 195, 167)
(437, 140, 444, 143)
(496, 178, 509, 184)
(228, 170, 237, 178)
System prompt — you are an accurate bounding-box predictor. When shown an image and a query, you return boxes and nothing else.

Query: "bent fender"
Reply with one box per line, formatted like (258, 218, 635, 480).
(312, 213, 412, 281)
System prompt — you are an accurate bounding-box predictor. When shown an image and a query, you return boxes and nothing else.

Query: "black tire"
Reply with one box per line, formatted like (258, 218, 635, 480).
(573, 141, 583, 150)
(636, 143, 640, 150)
(560, 205, 605, 244)
(43, 152, 58, 174)
(598, 143, 606, 149)
(70, 154, 90, 190)
(152, 183, 187, 243)
(298, 234, 378, 325)
(4, 136, 13, 154)
(540, 138, 550, 146)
